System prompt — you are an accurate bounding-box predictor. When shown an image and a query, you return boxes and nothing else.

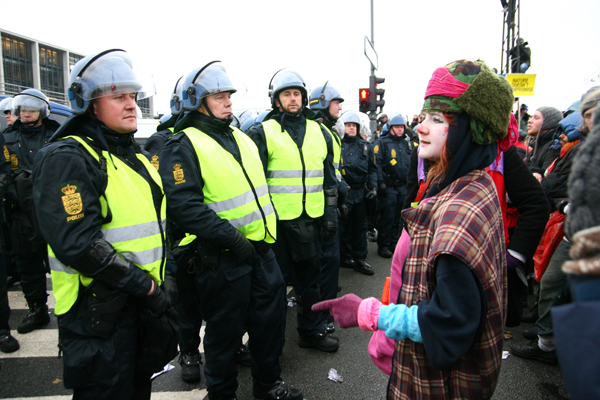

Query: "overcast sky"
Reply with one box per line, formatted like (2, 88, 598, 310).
(3, 0, 599, 119)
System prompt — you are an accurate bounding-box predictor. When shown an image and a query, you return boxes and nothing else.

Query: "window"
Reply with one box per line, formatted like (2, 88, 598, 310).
(1, 35, 33, 94)
(138, 97, 151, 118)
(69, 53, 84, 70)
(39, 46, 64, 94)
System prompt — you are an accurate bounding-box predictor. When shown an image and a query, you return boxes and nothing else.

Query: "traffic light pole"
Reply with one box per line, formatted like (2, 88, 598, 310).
(369, 0, 378, 134)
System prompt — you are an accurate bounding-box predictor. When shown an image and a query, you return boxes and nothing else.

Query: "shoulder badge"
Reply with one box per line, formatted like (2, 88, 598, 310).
(173, 163, 186, 185)
(374, 144, 379, 154)
(391, 149, 397, 159)
(3, 146, 9, 163)
(151, 155, 159, 171)
(61, 183, 85, 222)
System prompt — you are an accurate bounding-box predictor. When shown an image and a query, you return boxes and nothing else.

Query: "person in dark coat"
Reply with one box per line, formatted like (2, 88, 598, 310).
(524, 106, 562, 181)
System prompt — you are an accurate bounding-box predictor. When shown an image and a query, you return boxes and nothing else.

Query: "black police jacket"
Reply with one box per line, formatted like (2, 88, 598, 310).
(4, 118, 59, 204)
(374, 131, 411, 188)
(158, 112, 244, 250)
(32, 115, 163, 267)
(340, 134, 376, 190)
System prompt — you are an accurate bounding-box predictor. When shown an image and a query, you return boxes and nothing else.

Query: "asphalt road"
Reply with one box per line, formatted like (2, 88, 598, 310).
(0, 240, 569, 400)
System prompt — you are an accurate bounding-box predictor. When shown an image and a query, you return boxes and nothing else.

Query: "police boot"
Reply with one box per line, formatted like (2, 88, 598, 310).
(253, 379, 303, 400)
(179, 350, 202, 383)
(17, 302, 50, 334)
(377, 246, 393, 258)
(353, 259, 374, 275)
(298, 331, 339, 352)
(0, 329, 20, 353)
(367, 229, 378, 242)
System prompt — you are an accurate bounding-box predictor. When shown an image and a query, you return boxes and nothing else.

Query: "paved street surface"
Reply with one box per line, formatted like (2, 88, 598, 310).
(1, 241, 570, 400)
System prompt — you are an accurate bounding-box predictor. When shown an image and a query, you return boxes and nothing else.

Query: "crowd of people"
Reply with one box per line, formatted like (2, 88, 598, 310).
(0, 50, 598, 400)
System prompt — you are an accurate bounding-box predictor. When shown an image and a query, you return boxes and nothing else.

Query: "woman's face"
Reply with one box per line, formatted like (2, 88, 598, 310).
(416, 111, 449, 160)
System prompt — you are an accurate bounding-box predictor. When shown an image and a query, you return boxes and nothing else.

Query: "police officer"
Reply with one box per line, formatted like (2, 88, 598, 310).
(374, 113, 411, 258)
(4, 89, 60, 333)
(309, 81, 347, 335)
(1, 97, 18, 132)
(32, 49, 177, 399)
(159, 61, 302, 400)
(247, 69, 339, 353)
(338, 111, 377, 274)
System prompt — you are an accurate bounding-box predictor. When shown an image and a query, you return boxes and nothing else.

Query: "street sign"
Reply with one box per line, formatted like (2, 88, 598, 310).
(364, 36, 378, 71)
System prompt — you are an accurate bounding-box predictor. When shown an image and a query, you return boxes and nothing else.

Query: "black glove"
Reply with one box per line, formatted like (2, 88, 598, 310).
(377, 182, 387, 197)
(144, 282, 169, 316)
(338, 204, 349, 218)
(321, 220, 337, 242)
(229, 229, 257, 264)
(161, 272, 178, 309)
(365, 187, 377, 200)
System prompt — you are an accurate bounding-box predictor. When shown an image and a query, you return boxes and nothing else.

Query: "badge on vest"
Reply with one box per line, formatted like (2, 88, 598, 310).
(374, 145, 379, 154)
(61, 183, 85, 222)
(391, 149, 397, 159)
(151, 155, 159, 171)
(173, 163, 186, 185)
(3, 146, 9, 164)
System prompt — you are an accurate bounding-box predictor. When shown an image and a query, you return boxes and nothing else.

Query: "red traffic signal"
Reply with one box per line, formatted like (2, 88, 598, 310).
(359, 88, 370, 113)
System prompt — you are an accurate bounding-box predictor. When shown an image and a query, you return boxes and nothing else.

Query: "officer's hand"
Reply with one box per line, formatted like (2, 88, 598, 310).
(377, 182, 387, 197)
(229, 229, 257, 264)
(161, 272, 178, 308)
(365, 187, 377, 200)
(144, 281, 169, 316)
(338, 204, 349, 218)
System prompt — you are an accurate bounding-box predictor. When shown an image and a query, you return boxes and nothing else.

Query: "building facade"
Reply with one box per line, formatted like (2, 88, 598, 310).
(0, 29, 153, 117)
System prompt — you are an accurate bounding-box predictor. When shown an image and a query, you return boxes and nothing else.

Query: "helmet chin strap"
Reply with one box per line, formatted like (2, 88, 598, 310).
(21, 115, 42, 129)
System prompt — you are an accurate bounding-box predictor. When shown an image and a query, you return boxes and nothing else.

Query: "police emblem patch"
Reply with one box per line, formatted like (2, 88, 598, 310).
(3, 146, 9, 163)
(374, 145, 379, 154)
(61, 183, 85, 222)
(151, 155, 159, 171)
(391, 149, 397, 159)
(10, 154, 18, 170)
(173, 164, 186, 185)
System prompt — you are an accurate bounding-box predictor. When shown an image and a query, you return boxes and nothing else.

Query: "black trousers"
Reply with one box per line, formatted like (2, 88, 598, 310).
(340, 198, 368, 261)
(319, 224, 340, 325)
(59, 295, 152, 400)
(377, 187, 406, 249)
(196, 249, 286, 400)
(11, 213, 47, 305)
(273, 217, 325, 338)
(0, 248, 10, 332)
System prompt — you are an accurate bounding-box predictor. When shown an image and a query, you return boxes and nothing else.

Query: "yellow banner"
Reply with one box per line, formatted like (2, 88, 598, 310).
(506, 74, 536, 96)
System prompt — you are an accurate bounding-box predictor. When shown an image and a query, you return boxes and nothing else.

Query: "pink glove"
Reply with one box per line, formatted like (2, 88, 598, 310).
(312, 294, 362, 328)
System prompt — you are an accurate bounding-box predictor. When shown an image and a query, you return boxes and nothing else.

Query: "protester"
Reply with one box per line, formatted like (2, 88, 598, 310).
(314, 59, 511, 399)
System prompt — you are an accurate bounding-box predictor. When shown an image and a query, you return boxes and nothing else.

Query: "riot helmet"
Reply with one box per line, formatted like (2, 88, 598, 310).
(309, 81, 344, 111)
(377, 113, 388, 123)
(268, 68, 308, 111)
(230, 114, 240, 128)
(0, 97, 13, 114)
(341, 111, 361, 131)
(387, 114, 406, 127)
(238, 110, 257, 126)
(170, 76, 185, 115)
(12, 89, 51, 127)
(159, 113, 172, 125)
(256, 110, 271, 124)
(182, 61, 236, 111)
(240, 117, 256, 133)
(68, 49, 155, 115)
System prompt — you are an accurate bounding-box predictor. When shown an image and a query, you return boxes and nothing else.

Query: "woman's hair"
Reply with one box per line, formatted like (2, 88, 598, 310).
(426, 112, 456, 185)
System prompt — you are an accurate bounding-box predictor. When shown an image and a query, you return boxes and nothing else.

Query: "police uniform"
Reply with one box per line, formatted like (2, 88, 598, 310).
(374, 129, 411, 252)
(247, 108, 338, 347)
(32, 114, 174, 399)
(159, 111, 287, 400)
(4, 117, 59, 326)
(339, 134, 377, 265)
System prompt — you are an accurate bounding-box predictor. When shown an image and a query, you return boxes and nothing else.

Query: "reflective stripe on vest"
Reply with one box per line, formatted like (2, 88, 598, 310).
(49, 136, 167, 315)
(322, 124, 342, 182)
(262, 119, 326, 220)
(183, 126, 276, 242)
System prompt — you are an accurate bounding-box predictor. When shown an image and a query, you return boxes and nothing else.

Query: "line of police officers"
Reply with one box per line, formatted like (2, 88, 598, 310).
(0, 49, 412, 400)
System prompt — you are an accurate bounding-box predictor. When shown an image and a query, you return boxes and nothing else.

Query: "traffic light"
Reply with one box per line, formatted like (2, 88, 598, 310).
(359, 88, 370, 113)
(370, 75, 385, 112)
